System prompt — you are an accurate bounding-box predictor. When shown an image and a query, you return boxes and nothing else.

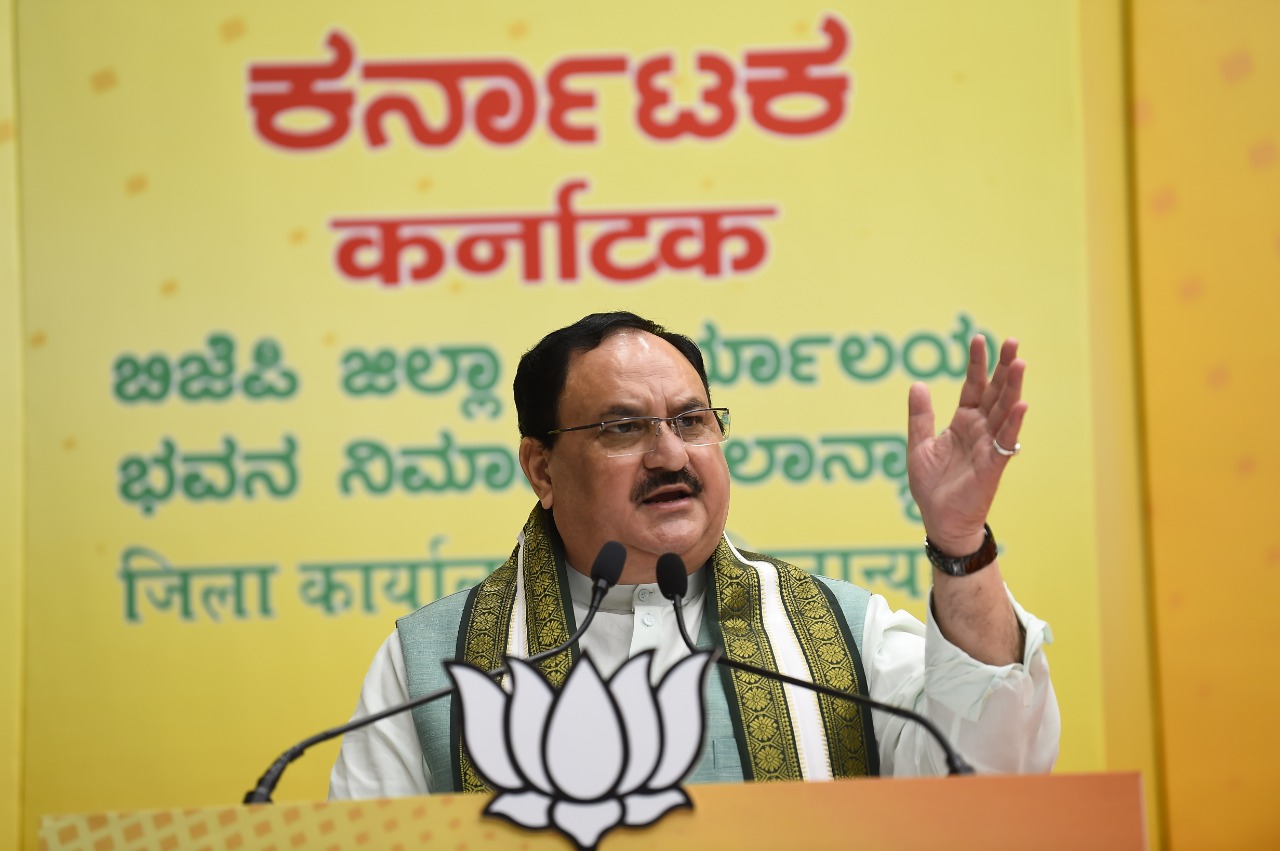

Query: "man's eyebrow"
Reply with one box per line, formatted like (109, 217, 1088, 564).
(594, 398, 708, 420)
(672, 397, 710, 413)
(597, 403, 646, 419)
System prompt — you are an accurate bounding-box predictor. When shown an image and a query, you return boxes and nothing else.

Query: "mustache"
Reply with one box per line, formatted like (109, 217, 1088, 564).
(632, 468, 705, 504)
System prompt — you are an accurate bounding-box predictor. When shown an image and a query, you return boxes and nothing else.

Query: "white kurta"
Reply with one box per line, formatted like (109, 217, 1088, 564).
(328, 567, 1058, 799)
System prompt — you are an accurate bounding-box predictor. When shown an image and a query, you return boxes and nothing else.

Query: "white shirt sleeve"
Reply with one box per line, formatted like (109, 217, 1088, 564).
(865, 587, 1060, 776)
(327, 633, 432, 799)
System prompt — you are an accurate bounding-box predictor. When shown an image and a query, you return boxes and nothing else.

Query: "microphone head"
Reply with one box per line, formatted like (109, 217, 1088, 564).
(656, 552, 688, 600)
(590, 541, 627, 588)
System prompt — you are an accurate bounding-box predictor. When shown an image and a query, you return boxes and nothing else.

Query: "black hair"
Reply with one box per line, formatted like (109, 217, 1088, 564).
(513, 311, 711, 446)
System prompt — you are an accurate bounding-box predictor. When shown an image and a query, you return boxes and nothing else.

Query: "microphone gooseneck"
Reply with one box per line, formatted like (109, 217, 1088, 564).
(655, 550, 975, 777)
(243, 540, 627, 804)
(655, 552, 697, 652)
(525, 539, 626, 665)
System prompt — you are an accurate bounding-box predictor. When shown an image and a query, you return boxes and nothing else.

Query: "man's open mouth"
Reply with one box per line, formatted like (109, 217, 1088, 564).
(643, 487, 692, 504)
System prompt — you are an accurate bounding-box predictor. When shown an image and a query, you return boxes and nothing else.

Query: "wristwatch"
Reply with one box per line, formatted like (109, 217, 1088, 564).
(924, 524, 997, 576)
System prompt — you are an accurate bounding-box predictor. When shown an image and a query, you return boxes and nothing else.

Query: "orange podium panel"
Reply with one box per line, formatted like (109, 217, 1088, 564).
(42, 772, 1145, 851)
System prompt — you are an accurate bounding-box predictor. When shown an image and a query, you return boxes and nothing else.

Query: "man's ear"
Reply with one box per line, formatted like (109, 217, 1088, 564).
(519, 437, 554, 509)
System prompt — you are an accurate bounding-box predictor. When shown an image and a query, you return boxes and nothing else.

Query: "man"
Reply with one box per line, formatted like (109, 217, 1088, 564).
(329, 311, 1058, 797)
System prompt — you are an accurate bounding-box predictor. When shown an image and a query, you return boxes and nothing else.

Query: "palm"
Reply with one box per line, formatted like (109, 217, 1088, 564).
(906, 337, 1027, 553)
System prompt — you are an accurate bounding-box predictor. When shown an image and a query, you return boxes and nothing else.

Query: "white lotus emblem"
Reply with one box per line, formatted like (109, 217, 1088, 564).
(447, 650, 714, 850)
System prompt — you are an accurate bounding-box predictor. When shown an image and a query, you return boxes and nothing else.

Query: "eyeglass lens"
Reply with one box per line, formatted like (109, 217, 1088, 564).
(600, 409, 729, 457)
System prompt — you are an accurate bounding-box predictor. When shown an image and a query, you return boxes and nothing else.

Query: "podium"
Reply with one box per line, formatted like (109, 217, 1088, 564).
(42, 773, 1144, 850)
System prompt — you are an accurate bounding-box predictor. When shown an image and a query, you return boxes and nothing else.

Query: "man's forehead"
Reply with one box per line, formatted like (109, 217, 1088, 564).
(560, 330, 706, 413)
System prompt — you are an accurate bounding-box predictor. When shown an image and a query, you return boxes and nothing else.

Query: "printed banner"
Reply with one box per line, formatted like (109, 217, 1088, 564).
(17, 1, 1106, 840)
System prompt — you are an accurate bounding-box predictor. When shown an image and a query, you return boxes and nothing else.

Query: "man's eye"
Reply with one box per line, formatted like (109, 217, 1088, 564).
(675, 412, 708, 429)
(602, 420, 645, 436)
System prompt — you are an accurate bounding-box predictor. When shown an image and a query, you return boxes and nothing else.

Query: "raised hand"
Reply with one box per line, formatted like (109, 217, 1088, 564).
(906, 336, 1027, 556)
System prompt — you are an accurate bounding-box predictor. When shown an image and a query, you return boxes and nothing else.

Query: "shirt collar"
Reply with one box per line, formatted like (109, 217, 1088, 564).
(564, 559, 708, 612)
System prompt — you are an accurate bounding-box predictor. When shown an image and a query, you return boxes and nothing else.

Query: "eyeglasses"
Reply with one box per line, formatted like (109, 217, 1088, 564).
(546, 407, 731, 458)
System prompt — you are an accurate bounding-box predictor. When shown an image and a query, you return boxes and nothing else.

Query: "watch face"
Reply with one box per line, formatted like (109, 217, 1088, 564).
(925, 545, 964, 575)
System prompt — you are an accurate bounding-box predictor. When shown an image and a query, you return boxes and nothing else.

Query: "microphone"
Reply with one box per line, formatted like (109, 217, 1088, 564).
(243, 540, 627, 804)
(654, 551, 974, 777)
(526, 539, 625, 665)
(656, 552, 697, 652)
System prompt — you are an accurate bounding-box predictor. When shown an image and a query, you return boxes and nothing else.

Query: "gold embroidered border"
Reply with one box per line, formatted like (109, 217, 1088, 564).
(711, 540, 803, 782)
(461, 557, 518, 672)
(457, 506, 573, 792)
(519, 509, 573, 686)
(456, 540, 518, 793)
(745, 549, 874, 778)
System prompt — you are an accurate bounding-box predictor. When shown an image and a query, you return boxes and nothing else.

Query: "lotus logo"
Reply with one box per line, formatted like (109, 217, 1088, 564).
(447, 650, 714, 850)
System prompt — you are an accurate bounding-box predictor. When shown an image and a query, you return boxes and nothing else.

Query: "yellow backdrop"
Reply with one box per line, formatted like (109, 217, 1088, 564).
(1132, 2, 1280, 848)
(8, 2, 1164, 848)
(2, 0, 25, 842)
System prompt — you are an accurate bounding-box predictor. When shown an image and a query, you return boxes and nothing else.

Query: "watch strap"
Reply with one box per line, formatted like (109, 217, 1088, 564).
(924, 524, 997, 577)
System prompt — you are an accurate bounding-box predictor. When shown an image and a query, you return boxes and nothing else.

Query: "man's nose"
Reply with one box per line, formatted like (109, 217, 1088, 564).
(644, 421, 689, 469)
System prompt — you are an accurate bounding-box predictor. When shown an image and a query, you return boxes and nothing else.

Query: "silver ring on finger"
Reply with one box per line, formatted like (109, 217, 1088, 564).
(993, 438, 1020, 457)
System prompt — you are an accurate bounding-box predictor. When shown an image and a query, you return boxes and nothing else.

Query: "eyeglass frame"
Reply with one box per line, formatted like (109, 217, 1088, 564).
(542, 407, 731, 456)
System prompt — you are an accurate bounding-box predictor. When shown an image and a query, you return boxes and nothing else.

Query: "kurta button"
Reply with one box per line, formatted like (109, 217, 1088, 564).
(642, 613, 656, 627)
(638, 589, 651, 601)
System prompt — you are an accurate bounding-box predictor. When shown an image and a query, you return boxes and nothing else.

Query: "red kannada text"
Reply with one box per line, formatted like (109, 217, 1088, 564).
(248, 16, 851, 151)
(330, 179, 778, 287)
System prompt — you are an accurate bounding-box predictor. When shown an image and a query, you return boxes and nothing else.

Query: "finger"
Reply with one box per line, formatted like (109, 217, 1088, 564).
(907, 382, 936, 450)
(980, 338, 1019, 414)
(956, 336, 989, 409)
(987, 358, 1026, 431)
(993, 399, 1029, 461)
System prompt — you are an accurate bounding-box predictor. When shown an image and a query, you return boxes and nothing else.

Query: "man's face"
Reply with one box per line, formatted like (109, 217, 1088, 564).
(521, 330, 731, 584)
